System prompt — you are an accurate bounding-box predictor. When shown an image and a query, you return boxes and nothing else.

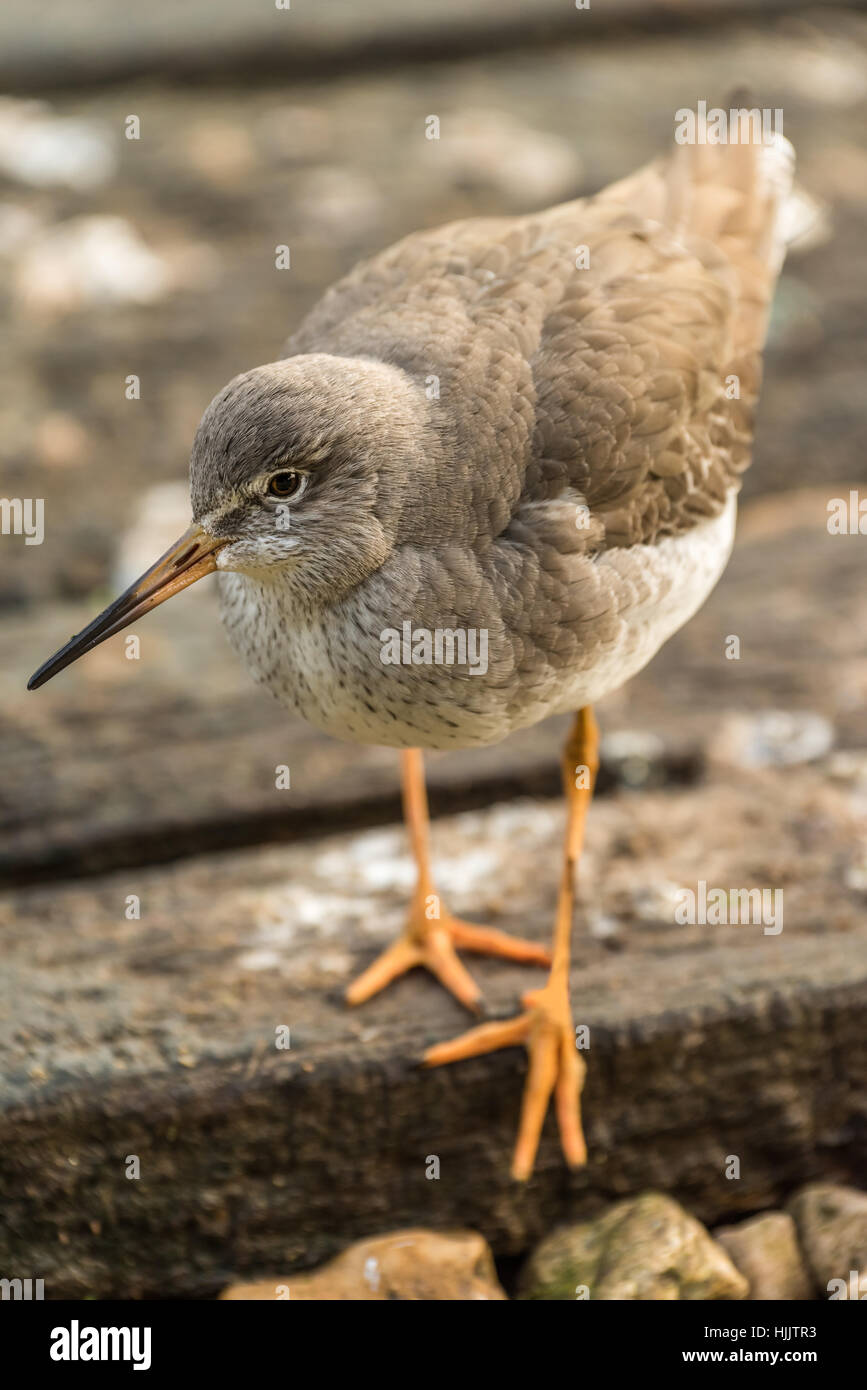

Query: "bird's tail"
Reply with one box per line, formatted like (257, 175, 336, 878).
(666, 108, 825, 265)
(599, 100, 825, 354)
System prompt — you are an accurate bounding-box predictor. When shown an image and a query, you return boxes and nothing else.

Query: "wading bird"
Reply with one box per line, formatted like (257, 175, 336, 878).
(30, 113, 804, 1179)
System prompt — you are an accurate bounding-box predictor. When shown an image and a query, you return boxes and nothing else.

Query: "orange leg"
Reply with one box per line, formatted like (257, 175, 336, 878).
(423, 707, 599, 1179)
(345, 749, 550, 1014)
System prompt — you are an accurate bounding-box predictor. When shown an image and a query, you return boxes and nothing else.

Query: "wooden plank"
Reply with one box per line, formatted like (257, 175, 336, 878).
(3, 492, 863, 884)
(0, 759, 864, 1297)
(0, 0, 852, 93)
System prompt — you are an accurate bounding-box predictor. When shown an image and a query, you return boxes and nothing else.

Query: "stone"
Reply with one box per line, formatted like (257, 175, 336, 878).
(714, 1212, 812, 1300)
(518, 1193, 748, 1301)
(33, 413, 91, 470)
(788, 1184, 867, 1299)
(14, 216, 169, 312)
(0, 97, 116, 189)
(710, 710, 833, 770)
(434, 108, 581, 205)
(220, 1228, 507, 1301)
(293, 167, 383, 239)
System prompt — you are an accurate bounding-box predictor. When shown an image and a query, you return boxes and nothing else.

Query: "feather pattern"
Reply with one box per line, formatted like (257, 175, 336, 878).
(209, 126, 799, 748)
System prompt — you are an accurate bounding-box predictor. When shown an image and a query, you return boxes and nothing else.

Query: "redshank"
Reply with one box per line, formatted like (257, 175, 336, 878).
(29, 114, 802, 1180)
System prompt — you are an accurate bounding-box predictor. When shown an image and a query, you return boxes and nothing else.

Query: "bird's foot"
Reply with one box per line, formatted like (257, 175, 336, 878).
(345, 895, 550, 1014)
(422, 972, 586, 1180)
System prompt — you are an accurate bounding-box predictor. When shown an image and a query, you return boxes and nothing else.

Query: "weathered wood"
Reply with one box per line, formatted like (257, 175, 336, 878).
(0, 0, 853, 93)
(4, 493, 863, 883)
(0, 761, 864, 1298)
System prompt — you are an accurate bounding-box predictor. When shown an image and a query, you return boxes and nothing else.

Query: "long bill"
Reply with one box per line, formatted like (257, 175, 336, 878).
(27, 523, 227, 691)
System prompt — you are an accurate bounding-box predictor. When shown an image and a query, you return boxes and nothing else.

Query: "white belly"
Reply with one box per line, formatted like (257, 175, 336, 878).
(218, 491, 737, 750)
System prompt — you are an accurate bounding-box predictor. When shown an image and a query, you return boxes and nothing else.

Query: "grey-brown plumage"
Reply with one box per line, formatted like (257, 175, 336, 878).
(189, 127, 798, 750)
(25, 117, 808, 1182)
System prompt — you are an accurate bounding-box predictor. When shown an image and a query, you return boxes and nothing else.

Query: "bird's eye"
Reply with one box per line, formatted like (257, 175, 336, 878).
(267, 470, 305, 500)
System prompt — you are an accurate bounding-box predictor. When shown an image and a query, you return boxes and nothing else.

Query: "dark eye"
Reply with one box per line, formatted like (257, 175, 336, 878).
(267, 471, 304, 499)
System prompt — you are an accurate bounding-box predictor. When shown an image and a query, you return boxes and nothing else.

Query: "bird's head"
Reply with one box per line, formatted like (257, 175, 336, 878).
(28, 353, 431, 690)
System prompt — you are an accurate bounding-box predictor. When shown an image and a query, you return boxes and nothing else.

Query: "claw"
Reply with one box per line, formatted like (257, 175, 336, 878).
(346, 909, 548, 1013)
(423, 980, 587, 1180)
(422, 1013, 532, 1066)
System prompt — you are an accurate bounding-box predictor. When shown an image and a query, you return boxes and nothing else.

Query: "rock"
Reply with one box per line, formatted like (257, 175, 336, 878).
(112, 482, 204, 593)
(788, 1184, 867, 1299)
(710, 710, 833, 770)
(0, 202, 40, 255)
(518, 1193, 748, 1301)
(220, 1228, 507, 1301)
(293, 166, 384, 240)
(14, 216, 170, 312)
(826, 750, 867, 820)
(0, 97, 116, 189)
(185, 119, 256, 184)
(432, 108, 581, 206)
(256, 105, 335, 163)
(714, 1212, 812, 1300)
(33, 413, 91, 470)
(843, 853, 867, 894)
(600, 729, 666, 788)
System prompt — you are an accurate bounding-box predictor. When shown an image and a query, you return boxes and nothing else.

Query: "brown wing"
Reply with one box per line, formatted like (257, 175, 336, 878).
(287, 128, 793, 552)
(520, 134, 792, 549)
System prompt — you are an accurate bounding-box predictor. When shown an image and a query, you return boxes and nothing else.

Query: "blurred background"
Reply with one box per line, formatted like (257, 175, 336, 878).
(0, 2, 865, 615)
(1, 0, 866, 1301)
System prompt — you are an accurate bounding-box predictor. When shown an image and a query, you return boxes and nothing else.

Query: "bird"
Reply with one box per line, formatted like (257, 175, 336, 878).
(29, 108, 805, 1181)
